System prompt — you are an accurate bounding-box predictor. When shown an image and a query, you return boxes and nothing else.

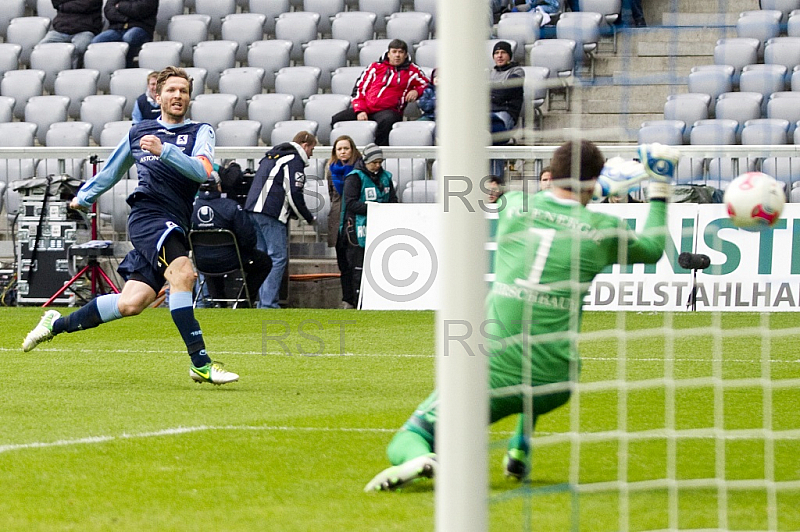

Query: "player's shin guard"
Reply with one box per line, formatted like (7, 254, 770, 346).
(52, 294, 123, 335)
(169, 291, 211, 367)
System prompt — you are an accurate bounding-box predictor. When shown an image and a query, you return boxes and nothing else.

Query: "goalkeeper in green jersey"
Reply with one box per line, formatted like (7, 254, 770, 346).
(365, 140, 680, 492)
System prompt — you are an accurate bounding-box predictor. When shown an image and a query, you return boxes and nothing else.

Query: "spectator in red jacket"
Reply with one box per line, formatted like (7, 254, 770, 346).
(331, 39, 429, 146)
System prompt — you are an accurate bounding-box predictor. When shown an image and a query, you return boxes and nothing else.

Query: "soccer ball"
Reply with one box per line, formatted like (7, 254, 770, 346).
(724, 172, 785, 231)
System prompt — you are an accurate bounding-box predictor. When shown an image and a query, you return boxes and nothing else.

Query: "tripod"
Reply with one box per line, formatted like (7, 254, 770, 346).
(43, 156, 120, 307)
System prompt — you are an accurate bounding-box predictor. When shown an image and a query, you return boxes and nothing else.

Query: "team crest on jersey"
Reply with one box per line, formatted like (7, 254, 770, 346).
(177, 135, 188, 145)
(365, 187, 377, 201)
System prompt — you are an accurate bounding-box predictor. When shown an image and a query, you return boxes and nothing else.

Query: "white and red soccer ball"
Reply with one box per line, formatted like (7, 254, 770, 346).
(724, 172, 785, 231)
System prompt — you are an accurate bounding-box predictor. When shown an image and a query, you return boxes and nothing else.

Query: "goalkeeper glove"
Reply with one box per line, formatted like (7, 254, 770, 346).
(593, 157, 648, 201)
(638, 143, 680, 201)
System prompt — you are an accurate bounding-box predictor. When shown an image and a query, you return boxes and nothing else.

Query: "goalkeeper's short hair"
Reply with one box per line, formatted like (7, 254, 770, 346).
(551, 140, 605, 190)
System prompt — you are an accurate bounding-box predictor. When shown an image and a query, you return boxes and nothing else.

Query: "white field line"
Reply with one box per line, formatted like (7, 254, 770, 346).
(1, 346, 800, 364)
(3, 424, 797, 456)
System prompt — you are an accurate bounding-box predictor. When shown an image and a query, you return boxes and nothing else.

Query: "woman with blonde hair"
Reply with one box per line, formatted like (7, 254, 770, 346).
(325, 135, 362, 308)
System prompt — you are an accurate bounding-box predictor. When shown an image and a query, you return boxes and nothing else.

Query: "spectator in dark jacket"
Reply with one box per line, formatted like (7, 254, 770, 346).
(132, 71, 160, 124)
(330, 39, 429, 146)
(38, 0, 103, 68)
(417, 68, 437, 122)
(90, 0, 158, 68)
(244, 131, 317, 308)
(489, 40, 525, 176)
(192, 173, 272, 307)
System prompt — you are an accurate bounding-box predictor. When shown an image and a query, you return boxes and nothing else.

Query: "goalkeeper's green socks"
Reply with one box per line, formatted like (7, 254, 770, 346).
(387, 429, 433, 466)
(508, 415, 530, 454)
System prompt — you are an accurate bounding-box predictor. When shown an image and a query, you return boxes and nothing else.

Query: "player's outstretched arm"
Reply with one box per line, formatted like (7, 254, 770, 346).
(74, 135, 135, 208)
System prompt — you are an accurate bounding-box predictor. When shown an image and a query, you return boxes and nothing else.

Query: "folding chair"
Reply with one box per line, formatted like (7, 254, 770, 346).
(189, 229, 252, 309)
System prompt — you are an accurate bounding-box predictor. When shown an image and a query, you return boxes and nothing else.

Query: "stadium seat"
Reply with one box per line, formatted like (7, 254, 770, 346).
(401, 180, 436, 203)
(360, 39, 393, 67)
(690, 118, 739, 186)
(413, 0, 437, 29)
(386, 12, 432, 50)
(109, 68, 153, 119)
(331, 11, 377, 62)
(767, 91, 800, 135)
(741, 118, 789, 145)
(54, 69, 99, 120)
(638, 120, 685, 145)
(0, 96, 15, 124)
(331, 66, 364, 96)
(0, 0, 26, 41)
(713, 38, 759, 84)
(248, 93, 294, 144)
(303, 0, 346, 35)
(664, 94, 709, 143)
(0, 122, 35, 146)
(137, 41, 184, 71)
(715, 92, 763, 142)
(6, 16, 50, 67)
(0, 44, 21, 80)
(736, 10, 781, 58)
(155, 0, 185, 39)
(184, 67, 208, 100)
(740, 64, 788, 114)
(218, 67, 265, 119)
(556, 11, 602, 79)
(274, 66, 321, 119)
(221, 13, 267, 63)
(521, 65, 549, 131)
(249, 0, 290, 35)
(100, 120, 134, 147)
(359, 0, 401, 33)
(329, 120, 377, 145)
(303, 93, 351, 145)
(389, 120, 435, 146)
(580, 0, 621, 53)
(384, 157, 426, 197)
(0, 122, 36, 184)
(687, 65, 733, 109)
(1, 69, 45, 120)
(247, 40, 292, 91)
(81, 94, 126, 145)
(764, 37, 800, 84)
(275, 12, 320, 62)
(788, 9, 800, 37)
(216, 119, 262, 147)
(528, 39, 576, 110)
(497, 12, 542, 64)
(39, 121, 91, 178)
(30, 43, 74, 94)
(168, 14, 211, 64)
(759, 0, 800, 23)
(303, 39, 349, 91)
(193, 40, 238, 92)
(413, 39, 437, 68)
(190, 93, 237, 129)
(35, 0, 58, 21)
(83, 42, 129, 93)
(24, 95, 69, 145)
(270, 119, 319, 145)
(195, 0, 236, 38)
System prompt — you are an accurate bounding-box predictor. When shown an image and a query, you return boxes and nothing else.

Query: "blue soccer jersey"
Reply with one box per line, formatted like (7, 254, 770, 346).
(76, 118, 215, 229)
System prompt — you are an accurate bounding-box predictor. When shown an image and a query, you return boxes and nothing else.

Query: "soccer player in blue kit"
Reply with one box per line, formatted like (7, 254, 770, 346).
(22, 66, 238, 385)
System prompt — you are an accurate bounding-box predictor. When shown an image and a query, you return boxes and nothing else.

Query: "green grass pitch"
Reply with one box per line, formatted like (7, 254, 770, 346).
(1, 308, 798, 531)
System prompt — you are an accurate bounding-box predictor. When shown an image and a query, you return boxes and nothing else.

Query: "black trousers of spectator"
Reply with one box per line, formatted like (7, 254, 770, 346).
(331, 108, 403, 146)
(206, 249, 272, 307)
(345, 242, 365, 307)
(336, 233, 355, 307)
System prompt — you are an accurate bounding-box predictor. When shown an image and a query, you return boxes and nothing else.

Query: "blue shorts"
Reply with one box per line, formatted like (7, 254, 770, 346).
(117, 202, 189, 294)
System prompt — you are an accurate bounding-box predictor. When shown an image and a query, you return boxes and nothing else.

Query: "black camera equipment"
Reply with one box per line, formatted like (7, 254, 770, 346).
(678, 252, 711, 311)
